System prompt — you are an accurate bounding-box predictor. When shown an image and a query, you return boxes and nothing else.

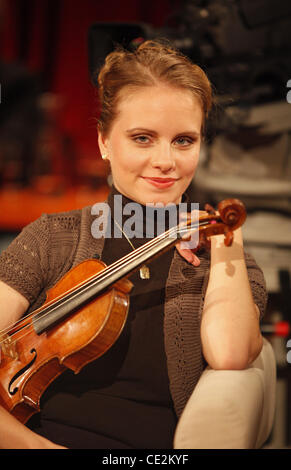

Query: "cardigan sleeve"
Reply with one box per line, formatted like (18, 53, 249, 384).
(0, 209, 83, 307)
(0, 214, 51, 304)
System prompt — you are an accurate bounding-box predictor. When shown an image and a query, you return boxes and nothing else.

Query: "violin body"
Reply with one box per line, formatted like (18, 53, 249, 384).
(0, 259, 132, 423)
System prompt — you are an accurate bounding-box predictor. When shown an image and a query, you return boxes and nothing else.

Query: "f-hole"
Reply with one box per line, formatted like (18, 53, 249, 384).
(8, 349, 37, 396)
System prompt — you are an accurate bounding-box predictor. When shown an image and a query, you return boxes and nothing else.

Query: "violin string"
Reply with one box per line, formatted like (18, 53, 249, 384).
(0, 217, 217, 348)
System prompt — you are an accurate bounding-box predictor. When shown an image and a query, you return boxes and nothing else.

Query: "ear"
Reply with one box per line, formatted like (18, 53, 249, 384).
(98, 130, 109, 156)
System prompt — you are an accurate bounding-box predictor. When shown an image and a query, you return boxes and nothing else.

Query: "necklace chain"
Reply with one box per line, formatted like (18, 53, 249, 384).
(112, 218, 150, 279)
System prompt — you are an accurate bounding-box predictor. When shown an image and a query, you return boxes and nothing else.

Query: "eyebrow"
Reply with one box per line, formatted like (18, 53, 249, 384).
(126, 127, 201, 137)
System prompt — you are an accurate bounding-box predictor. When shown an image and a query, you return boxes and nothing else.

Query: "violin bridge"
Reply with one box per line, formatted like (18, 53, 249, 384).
(0, 333, 18, 360)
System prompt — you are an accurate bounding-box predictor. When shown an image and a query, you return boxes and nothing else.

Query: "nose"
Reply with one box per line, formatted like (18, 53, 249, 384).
(150, 143, 176, 172)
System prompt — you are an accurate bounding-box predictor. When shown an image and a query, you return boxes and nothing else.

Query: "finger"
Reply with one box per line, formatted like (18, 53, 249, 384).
(176, 243, 200, 267)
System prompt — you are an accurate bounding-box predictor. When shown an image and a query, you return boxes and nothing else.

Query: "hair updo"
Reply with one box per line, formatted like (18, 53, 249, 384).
(96, 40, 213, 137)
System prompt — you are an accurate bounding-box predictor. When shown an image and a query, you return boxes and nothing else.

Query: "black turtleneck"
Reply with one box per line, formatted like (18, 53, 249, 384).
(29, 186, 185, 449)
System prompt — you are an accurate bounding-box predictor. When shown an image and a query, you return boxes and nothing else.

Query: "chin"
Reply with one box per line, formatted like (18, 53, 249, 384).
(143, 192, 182, 206)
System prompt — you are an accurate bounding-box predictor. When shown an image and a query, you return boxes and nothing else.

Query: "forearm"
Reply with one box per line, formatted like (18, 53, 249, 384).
(201, 228, 263, 370)
(0, 405, 65, 449)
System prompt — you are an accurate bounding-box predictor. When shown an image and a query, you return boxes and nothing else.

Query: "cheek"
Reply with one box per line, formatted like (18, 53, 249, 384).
(188, 145, 201, 172)
(109, 150, 143, 178)
(107, 139, 129, 171)
(109, 142, 147, 174)
(179, 153, 200, 178)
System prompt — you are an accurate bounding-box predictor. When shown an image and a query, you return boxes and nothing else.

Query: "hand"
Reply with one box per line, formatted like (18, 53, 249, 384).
(176, 242, 200, 266)
(175, 209, 210, 267)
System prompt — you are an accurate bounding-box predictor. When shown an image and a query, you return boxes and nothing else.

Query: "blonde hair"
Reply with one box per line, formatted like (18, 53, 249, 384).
(96, 39, 213, 137)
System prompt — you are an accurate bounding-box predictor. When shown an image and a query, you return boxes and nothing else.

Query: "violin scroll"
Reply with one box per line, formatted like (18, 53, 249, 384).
(217, 198, 247, 231)
(197, 198, 247, 249)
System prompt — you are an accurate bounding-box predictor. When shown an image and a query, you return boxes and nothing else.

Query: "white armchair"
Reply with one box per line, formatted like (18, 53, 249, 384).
(174, 338, 276, 449)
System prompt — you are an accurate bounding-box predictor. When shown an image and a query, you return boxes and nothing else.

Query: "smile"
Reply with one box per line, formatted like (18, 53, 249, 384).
(141, 177, 178, 188)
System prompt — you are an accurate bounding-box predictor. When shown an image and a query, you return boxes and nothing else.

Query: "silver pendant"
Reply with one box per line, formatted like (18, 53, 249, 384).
(140, 264, 150, 279)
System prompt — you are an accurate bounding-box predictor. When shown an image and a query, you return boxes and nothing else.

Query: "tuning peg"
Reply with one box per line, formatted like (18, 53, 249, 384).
(224, 230, 233, 247)
(204, 203, 216, 215)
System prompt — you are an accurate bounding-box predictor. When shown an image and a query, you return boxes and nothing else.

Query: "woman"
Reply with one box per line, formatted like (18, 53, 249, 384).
(0, 40, 266, 449)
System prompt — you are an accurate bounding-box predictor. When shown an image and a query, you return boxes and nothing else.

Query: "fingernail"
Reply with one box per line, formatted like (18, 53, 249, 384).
(193, 256, 200, 266)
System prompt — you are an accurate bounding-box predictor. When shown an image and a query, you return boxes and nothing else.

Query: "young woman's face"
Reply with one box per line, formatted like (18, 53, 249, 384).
(98, 85, 203, 205)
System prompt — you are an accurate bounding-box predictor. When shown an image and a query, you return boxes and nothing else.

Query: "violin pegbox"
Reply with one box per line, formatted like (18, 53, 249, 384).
(217, 198, 247, 230)
(196, 198, 246, 250)
(217, 198, 246, 247)
(204, 203, 216, 216)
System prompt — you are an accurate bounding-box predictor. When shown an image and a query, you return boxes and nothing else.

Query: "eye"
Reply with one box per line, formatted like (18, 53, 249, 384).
(174, 136, 195, 147)
(133, 135, 151, 144)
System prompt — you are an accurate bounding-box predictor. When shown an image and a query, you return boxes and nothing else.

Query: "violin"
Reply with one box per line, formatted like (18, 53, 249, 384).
(0, 198, 246, 423)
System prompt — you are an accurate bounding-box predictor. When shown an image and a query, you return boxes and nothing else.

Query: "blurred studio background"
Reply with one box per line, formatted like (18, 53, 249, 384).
(0, 0, 291, 448)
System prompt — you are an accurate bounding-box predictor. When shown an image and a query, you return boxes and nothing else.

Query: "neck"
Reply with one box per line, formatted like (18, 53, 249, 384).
(107, 184, 190, 238)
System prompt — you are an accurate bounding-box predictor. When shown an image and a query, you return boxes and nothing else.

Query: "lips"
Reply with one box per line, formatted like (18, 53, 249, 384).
(142, 176, 178, 188)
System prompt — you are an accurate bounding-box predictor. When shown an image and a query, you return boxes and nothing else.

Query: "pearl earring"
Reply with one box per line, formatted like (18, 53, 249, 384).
(101, 154, 108, 160)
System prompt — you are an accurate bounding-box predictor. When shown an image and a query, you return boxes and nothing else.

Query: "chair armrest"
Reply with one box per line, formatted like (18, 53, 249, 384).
(173, 338, 276, 449)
